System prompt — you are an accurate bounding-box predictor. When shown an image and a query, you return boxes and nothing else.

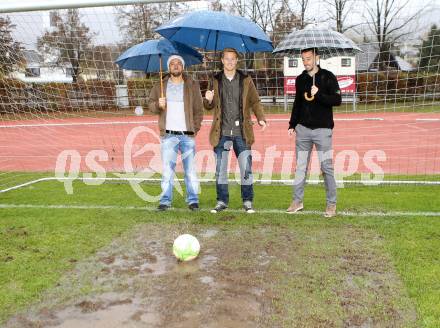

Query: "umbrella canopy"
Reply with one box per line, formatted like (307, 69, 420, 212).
(155, 10, 273, 53)
(273, 27, 362, 58)
(115, 38, 203, 72)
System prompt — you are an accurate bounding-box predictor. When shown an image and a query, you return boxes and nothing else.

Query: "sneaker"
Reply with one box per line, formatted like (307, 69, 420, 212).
(324, 204, 337, 218)
(210, 202, 227, 213)
(243, 201, 255, 214)
(286, 200, 303, 214)
(188, 203, 199, 211)
(157, 204, 170, 211)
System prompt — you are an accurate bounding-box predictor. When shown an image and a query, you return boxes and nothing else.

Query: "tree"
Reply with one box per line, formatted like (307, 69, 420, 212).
(210, 0, 224, 11)
(364, 0, 423, 70)
(0, 16, 23, 77)
(155, 2, 186, 29)
(37, 9, 93, 82)
(418, 24, 440, 72)
(117, 4, 158, 45)
(116, 3, 185, 46)
(323, 0, 359, 33)
(228, 0, 279, 70)
(83, 44, 125, 81)
(294, 0, 310, 29)
(271, 0, 302, 45)
(229, 0, 276, 33)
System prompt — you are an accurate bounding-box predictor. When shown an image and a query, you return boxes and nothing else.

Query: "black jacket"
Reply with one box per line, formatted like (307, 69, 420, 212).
(289, 67, 341, 130)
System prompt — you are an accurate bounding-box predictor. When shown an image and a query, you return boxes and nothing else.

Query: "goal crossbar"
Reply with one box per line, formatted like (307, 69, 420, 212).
(0, 0, 192, 14)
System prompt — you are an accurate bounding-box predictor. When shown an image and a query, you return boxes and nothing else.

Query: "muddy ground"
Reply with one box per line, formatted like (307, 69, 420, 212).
(5, 219, 418, 328)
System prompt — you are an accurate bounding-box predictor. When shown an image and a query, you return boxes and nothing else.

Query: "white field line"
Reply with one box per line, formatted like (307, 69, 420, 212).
(1, 176, 440, 194)
(4, 116, 440, 129)
(0, 117, 392, 129)
(0, 203, 439, 217)
(0, 120, 159, 128)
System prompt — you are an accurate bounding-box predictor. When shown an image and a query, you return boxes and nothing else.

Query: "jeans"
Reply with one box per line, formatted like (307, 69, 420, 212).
(214, 135, 253, 204)
(293, 124, 337, 205)
(160, 134, 199, 206)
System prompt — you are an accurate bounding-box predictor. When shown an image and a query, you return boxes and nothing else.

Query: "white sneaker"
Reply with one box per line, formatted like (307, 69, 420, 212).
(210, 202, 228, 213)
(243, 201, 255, 214)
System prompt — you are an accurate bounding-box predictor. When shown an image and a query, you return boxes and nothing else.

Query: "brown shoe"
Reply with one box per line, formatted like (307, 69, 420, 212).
(286, 201, 303, 213)
(324, 204, 337, 218)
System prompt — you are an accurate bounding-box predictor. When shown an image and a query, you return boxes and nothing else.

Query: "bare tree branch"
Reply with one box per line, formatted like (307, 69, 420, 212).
(363, 0, 425, 69)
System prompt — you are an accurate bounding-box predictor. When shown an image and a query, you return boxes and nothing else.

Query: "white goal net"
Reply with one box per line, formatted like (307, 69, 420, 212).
(0, 0, 439, 193)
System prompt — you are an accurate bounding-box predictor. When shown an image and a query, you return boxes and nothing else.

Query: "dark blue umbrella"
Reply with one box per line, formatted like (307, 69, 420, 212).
(115, 38, 203, 72)
(155, 10, 273, 53)
(115, 38, 203, 97)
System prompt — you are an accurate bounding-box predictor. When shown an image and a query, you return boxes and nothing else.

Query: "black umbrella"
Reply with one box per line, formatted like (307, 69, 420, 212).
(273, 27, 362, 58)
(273, 26, 362, 101)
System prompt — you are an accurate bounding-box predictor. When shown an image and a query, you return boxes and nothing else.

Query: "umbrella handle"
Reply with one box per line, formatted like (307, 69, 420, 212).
(304, 92, 315, 101)
(159, 55, 164, 98)
(208, 73, 213, 90)
(203, 54, 212, 91)
(305, 74, 315, 101)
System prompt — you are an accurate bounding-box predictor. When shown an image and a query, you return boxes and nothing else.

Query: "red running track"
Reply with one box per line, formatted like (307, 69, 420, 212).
(1, 112, 439, 176)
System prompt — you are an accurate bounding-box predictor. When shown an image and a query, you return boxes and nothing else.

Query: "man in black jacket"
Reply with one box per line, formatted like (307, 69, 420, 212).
(286, 48, 341, 217)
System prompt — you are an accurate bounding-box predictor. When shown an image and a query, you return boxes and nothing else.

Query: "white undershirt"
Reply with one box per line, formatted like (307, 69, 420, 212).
(165, 80, 187, 131)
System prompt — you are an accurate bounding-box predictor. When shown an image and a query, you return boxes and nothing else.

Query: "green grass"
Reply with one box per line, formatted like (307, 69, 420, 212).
(360, 217, 440, 327)
(0, 172, 53, 191)
(1, 181, 439, 326)
(1, 171, 439, 194)
(0, 208, 141, 321)
(1, 178, 439, 211)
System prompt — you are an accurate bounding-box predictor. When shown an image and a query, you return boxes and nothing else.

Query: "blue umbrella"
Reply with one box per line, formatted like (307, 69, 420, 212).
(155, 10, 273, 53)
(115, 38, 203, 72)
(115, 38, 203, 97)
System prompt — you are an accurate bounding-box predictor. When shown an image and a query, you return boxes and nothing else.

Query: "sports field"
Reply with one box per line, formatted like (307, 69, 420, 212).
(1, 0, 439, 325)
(1, 180, 439, 327)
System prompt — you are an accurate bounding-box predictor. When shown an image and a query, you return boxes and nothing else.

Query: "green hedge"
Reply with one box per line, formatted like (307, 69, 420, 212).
(356, 72, 440, 102)
(0, 79, 118, 113)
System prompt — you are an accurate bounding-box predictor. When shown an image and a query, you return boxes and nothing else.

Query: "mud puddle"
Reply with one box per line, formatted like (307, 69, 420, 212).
(4, 224, 417, 328)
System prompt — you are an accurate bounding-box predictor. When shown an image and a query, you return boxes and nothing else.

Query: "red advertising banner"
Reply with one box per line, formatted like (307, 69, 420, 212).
(284, 75, 356, 95)
(284, 76, 297, 95)
(337, 75, 356, 93)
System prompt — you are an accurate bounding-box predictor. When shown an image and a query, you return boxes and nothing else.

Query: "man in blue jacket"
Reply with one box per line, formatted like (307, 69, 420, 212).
(286, 48, 341, 217)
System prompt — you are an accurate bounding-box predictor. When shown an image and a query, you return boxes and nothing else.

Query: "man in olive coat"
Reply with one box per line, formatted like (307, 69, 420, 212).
(204, 48, 266, 214)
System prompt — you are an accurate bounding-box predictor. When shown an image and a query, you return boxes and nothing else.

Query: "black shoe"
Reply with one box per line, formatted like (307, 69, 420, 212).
(157, 204, 170, 211)
(210, 202, 227, 213)
(189, 203, 199, 211)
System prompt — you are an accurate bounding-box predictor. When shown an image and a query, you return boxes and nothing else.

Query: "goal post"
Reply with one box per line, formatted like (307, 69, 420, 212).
(0, 0, 439, 194)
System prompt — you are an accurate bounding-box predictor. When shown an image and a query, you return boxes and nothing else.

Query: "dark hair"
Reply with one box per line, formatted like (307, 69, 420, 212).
(222, 48, 240, 58)
(301, 48, 319, 55)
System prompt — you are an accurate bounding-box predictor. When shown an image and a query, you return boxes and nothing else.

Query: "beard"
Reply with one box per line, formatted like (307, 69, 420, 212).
(171, 71, 182, 77)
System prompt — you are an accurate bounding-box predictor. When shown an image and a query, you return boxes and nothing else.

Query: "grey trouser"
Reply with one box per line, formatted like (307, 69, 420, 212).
(293, 124, 337, 205)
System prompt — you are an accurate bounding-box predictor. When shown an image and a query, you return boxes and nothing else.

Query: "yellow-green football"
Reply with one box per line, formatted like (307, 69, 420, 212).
(173, 234, 200, 261)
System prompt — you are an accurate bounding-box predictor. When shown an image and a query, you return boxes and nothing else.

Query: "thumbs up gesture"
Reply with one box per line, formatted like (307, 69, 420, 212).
(205, 90, 214, 104)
